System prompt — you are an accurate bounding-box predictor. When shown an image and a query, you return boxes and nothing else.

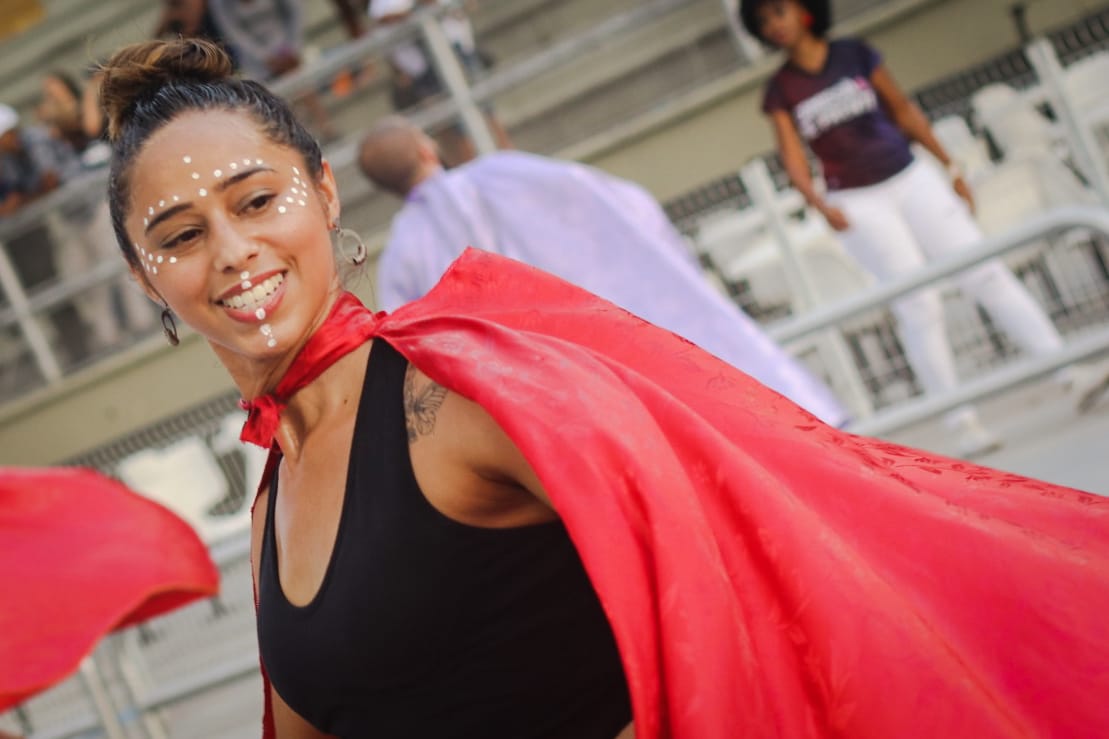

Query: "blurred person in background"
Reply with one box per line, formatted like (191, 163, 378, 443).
(0, 102, 90, 363)
(155, 0, 229, 50)
(369, 0, 510, 166)
(745, 0, 1109, 456)
(35, 71, 91, 155)
(206, 0, 302, 82)
(35, 75, 157, 351)
(359, 117, 848, 425)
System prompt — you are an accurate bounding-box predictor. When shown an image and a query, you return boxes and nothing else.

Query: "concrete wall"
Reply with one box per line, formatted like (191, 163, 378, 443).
(587, 0, 1106, 201)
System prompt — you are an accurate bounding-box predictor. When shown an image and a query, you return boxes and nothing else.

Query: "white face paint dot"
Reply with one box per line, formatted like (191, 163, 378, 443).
(183, 155, 192, 164)
(152, 266, 158, 275)
(285, 196, 294, 203)
(198, 188, 207, 197)
(147, 253, 154, 261)
(172, 195, 180, 202)
(255, 159, 263, 165)
(191, 172, 200, 180)
(290, 187, 299, 194)
(242, 158, 251, 165)
(169, 256, 177, 264)
(298, 200, 306, 207)
(229, 162, 238, 170)
(278, 206, 287, 214)
(156, 256, 163, 264)
(148, 206, 154, 215)
(260, 323, 273, 335)
(242, 280, 252, 289)
(293, 166, 300, 175)
(267, 338, 277, 348)
(158, 200, 165, 207)
(143, 218, 149, 227)
(255, 308, 266, 320)
(214, 169, 222, 178)
(240, 271, 250, 279)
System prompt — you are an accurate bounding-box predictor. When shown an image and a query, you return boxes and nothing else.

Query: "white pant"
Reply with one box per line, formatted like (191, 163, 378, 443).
(828, 158, 1062, 397)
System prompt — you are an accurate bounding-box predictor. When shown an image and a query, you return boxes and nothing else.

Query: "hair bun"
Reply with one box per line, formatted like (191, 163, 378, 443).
(99, 39, 234, 141)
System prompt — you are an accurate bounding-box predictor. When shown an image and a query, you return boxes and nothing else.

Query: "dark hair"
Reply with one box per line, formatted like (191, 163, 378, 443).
(739, 0, 831, 43)
(98, 39, 322, 269)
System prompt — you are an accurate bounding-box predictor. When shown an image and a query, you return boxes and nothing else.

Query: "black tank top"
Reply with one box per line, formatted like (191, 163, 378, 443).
(257, 340, 631, 738)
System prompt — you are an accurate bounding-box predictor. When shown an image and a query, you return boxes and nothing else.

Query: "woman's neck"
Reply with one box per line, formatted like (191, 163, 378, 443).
(212, 286, 365, 462)
(788, 35, 830, 74)
(270, 343, 371, 464)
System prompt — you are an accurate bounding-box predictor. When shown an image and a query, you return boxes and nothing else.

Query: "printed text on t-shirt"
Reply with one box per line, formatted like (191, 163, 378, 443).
(794, 77, 878, 140)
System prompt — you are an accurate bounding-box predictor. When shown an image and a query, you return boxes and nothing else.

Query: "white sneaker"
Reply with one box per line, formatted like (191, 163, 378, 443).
(947, 410, 1003, 458)
(1056, 362, 1109, 413)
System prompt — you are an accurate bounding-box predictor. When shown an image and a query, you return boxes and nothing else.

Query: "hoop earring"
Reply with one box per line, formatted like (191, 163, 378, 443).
(334, 225, 367, 266)
(161, 306, 180, 346)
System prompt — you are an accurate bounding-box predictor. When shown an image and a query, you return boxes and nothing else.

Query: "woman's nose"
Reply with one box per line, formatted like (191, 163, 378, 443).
(211, 223, 260, 273)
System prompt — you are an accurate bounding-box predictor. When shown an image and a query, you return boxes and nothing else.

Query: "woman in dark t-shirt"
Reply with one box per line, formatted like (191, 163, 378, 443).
(743, 0, 1104, 457)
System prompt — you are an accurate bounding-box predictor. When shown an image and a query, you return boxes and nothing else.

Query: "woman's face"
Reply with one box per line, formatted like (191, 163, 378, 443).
(37, 76, 79, 129)
(755, 0, 810, 50)
(124, 109, 341, 367)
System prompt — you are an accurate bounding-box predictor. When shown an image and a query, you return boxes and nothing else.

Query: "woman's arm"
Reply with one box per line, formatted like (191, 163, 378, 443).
(403, 364, 554, 516)
(870, 64, 975, 210)
(768, 108, 849, 231)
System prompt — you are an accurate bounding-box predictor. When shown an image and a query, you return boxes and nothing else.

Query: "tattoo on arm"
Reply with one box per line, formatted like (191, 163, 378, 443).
(404, 366, 449, 443)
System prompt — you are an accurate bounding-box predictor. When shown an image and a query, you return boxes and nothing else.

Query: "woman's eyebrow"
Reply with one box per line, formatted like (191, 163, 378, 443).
(215, 166, 276, 193)
(145, 203, 190, 234)
(144, 166, 279, 234)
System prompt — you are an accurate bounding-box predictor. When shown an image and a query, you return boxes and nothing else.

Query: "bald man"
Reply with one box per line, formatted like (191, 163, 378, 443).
(359, 117, 849, 425)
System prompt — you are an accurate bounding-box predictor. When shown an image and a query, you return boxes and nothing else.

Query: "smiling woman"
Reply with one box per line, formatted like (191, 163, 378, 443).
(97, 39, 634, 739)
(95, 37, 1109, 739)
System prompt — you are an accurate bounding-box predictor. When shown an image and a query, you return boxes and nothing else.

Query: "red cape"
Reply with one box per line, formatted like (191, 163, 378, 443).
(2, 467, 219, 711)
(255, 249, 1109, 738)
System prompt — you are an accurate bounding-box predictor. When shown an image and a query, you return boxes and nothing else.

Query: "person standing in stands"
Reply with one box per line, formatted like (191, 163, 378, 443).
(206, 0, 302, 82)
(359, 117, 848, 426)
(369, 0, 510, 165)
(35, 73, 157, 351)
(744, 0, 1109, 456)
(0, 103, 91, 364)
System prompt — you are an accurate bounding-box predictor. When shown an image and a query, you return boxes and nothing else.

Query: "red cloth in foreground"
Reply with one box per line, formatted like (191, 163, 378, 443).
(255, 249, 1109, 738)
(2, 467, 219, 711)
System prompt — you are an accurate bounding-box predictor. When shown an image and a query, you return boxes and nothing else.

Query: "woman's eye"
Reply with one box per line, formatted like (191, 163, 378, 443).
(162, 228, 201, 250)
(244, 193, 275, 213)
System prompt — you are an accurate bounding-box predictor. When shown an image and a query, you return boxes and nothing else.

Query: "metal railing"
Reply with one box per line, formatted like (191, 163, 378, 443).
(764, 205, 1109, 435)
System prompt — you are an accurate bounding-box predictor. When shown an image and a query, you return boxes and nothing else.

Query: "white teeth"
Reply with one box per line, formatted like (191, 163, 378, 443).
(222, 273, 284, 311)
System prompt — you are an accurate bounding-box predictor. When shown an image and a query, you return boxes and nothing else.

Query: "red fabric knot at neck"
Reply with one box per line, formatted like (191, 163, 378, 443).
(238, 292, 382, 448)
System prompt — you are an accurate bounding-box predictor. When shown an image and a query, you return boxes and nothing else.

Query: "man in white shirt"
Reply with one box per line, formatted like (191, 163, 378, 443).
(359, 117, 849, 425)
